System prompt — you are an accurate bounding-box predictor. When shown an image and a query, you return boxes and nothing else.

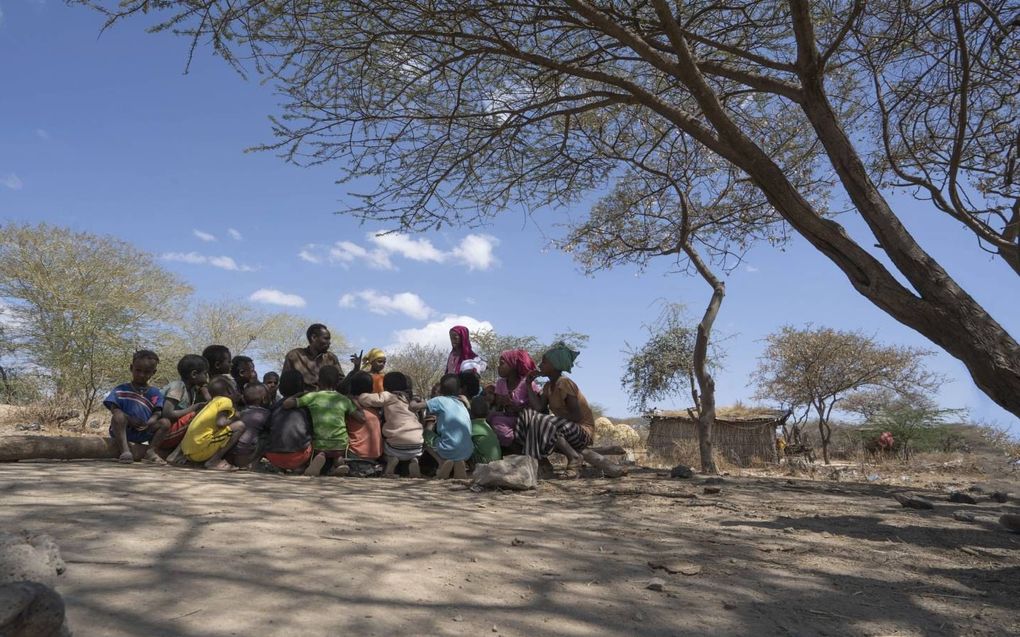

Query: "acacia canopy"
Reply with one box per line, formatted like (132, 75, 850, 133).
(84, 0, 1020, 419)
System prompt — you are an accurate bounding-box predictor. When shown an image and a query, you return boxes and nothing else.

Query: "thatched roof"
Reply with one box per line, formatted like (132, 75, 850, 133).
(649, 405, 788, 424)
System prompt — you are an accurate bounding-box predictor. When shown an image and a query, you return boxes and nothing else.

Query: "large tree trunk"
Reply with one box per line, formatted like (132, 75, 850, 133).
(0, 436, 148, 462)
(686, 243, 724, 475)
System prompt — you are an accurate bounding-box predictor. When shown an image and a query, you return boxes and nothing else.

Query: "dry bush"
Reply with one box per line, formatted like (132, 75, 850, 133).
(663, 438, 733, 472)
(20, 398, 80, 429)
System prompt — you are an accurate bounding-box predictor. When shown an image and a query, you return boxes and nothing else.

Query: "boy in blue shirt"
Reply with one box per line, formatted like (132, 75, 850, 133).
(425, 374, 474, 466)
(105, 350, 171, 464)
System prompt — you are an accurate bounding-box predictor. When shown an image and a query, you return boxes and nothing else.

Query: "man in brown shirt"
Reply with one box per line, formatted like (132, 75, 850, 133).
(282, 324, 342, 391)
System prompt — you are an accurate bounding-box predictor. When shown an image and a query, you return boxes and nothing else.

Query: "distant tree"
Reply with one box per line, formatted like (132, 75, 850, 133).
(83, 0, 1020, 421)
(386, 343, 447, 397)
(753, 325, 943, 464)
(0, 223, 190, 420)
(163, 302, 331, 379)
(868, 395, 966, 458)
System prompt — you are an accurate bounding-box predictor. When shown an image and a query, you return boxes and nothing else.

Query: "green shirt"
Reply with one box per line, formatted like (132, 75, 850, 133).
(471, 417, 502, 464)
(297, 391, 355, 451)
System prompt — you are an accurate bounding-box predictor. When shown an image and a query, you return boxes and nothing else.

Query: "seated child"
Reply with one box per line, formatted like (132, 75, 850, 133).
(180, 376, 245, 471)
(424, 374, 474, 464)
(264, 370, 315, 472)
(202, 344, 236, 392)
(160, 354, 210, 453)
(262, 371, 280, 404)
(226, 383, 271, 468)
(231, 355, 257, 391)
(469, 396, 501, 465)
(458, 371, 482, 399)
(283, 365, 364, 477)
(356, 371, 426, 477)
(345, 372, 383, 463)
(104, 350, 170, 464)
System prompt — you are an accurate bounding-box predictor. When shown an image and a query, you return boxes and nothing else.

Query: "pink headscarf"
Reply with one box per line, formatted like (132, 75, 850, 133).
(499, 349, 536, 378)
(449, 325, 477, 359)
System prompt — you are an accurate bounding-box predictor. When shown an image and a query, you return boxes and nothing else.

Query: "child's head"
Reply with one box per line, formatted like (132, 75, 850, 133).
(469, 395, 489, 420)
(130, 350, 160, 386)
(230, 355, 257, 388)
(242, 382, 268, 408)
(318, 365, 342, 391)
(176, 354, 209, 387)
(207, 375, 234, 399)
(262, 371, 279, 396)
(348, 371, 374, 397)
(438, 373, 460, 397)
(458, 371, 480, 398)
(278, 369, 304, 398)
(202, 345, 232, 375)
(382, 371, 411, 394)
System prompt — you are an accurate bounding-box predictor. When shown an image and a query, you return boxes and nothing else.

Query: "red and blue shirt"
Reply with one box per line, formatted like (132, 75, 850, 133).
(103, 384, 164, 424)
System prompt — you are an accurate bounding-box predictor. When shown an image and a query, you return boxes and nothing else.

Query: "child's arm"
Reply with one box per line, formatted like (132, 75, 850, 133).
(563, 395, 585, 424)
(282, 391, 309, 410)
(215, 410, 238, 428)
(408, 398, 427, 412)
(349, 407, 366, 423)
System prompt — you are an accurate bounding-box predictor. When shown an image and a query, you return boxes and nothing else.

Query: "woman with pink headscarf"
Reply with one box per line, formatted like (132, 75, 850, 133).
(488, 349, 539, 450)
(446, 325, 486, 375)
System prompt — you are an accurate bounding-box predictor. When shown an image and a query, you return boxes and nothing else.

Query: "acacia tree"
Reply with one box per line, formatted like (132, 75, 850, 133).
(0, 223, 190, 420)
(84, 0, 1020, 420)
(386, 342, 447, 397)
(752, 325, 943, 463)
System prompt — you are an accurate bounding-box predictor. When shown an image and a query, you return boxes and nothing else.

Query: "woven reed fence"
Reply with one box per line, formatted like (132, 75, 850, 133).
(646, 411, 782, 466)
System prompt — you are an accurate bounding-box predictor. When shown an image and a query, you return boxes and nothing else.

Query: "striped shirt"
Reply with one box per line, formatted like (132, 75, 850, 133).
(103, 383, 164, 424)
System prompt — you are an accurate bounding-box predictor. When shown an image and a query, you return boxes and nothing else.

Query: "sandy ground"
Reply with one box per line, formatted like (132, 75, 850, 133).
(1, 462, 1018, 637)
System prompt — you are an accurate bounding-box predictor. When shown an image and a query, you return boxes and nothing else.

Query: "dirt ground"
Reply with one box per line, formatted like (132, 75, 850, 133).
(1, 460, 1017, 637)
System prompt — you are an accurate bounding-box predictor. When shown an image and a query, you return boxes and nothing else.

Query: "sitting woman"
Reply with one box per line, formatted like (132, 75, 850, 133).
(488, 349, 539, 453)
(518, 343, 625, 478)
(446, 325, 486, 376)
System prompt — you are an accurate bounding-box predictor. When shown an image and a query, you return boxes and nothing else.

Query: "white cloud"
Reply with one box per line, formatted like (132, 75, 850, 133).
(2, 174, 23, 191)
(35, 129, 49, 140)
(328, 241, 394, 270)
(744, 264, 760, 273)
(227, 228, 243, 241)
(369, 232, 445, 263)
(161, 251, 255, 272)
(193, 229, 217, 242)
(339, 290, 434, 320)
(451, 234, 499, 270)
(250, 288, 306, 308)
(298, 246, 323, 264)
(390, 314, 494, 350)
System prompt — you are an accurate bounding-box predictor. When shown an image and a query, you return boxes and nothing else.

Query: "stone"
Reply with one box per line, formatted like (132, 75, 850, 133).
(87, 420, 100, 430)
(893, 493, 934, 510)
(670, 464, 694, 479)
(703, 487, 721, 495)
(452, 615, 464, 622)
(511, 538, 526, 547)
(702, 477, 726, 485)
(646, 577, 666, 592)
(0, 581, 69, 637)
(967, 485, 984, 493)
(472, 456, 539, 490)
(13, 423, 41, 432)
(989, 491, 1009, 503)
(948, 491, 978, 505)
(0, 532, 66, 587)
(1000, 514, 1020, 534)
(953, 510, 977, 522)
(648, 559, 701, 576)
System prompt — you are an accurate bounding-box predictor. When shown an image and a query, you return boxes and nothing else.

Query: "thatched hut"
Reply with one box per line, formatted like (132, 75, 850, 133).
(646, 407, 788, 466)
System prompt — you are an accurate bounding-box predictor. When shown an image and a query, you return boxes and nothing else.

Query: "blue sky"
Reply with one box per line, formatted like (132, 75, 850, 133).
(2, 1, 1018, 430)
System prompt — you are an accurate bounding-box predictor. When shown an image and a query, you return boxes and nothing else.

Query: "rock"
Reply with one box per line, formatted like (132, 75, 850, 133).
(87, 420, 100, 430)
(646, 577, 666, 592)
(472, 456, 539, 490)
(452, 614, 464, 622)
(670, 464, 694, 479)
(702, 477, 726, 485)
(948, 491, 978, 505)
(989, 491, 1009, 503)
(13, 423, 41, 432)
(967, 485, 984, 493)
(893, 493, 934, 510)
(0, 532, 66, 587)
(1000, 514, 1020, 533)
(648, 559, 701, 576)
(703, 486, 721, 495)
(511, 538, 526, 547)
(722, 601, 737, 610)
(953, 510, 977, 523)
(0, 581, 69, 637)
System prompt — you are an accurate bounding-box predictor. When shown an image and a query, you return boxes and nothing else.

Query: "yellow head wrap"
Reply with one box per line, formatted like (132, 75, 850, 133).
(362, 348, 386, 371)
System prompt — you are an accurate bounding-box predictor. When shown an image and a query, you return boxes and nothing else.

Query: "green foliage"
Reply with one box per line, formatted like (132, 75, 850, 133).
(621, 305, 697, 413)
(867, 396, 967, 456)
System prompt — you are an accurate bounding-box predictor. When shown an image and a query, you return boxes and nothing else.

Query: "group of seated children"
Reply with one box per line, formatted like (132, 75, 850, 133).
(104, 335, 623, 479)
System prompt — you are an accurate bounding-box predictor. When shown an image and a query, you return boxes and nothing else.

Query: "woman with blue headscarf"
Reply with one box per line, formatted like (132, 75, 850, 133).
(513, 342, 597, 477)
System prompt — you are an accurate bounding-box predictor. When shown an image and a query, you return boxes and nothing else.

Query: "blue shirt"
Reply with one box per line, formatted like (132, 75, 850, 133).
(103, 383, 164, 424)
(426, 396, 474, 462)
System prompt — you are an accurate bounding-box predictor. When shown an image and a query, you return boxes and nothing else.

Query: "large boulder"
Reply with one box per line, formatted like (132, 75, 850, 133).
(0, 532, 65, 587)
(0, 581, 69, 637)
(472, 455, 539, 490)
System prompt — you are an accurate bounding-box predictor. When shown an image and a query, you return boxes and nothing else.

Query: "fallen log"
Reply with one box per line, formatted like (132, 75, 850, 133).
(0, 436, 147, 462)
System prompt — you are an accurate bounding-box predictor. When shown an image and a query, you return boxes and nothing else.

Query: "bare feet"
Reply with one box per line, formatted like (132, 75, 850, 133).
(117, 452, 134, 464)
(407, 458, 421, 478)
(143, 450, 167, 465)
(304, 452, 326, 477)
(328, 463, 350, 477)
(205, 459, 237, 471)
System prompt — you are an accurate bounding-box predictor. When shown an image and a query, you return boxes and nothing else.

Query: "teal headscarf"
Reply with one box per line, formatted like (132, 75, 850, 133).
(543, 342, 579, 373)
